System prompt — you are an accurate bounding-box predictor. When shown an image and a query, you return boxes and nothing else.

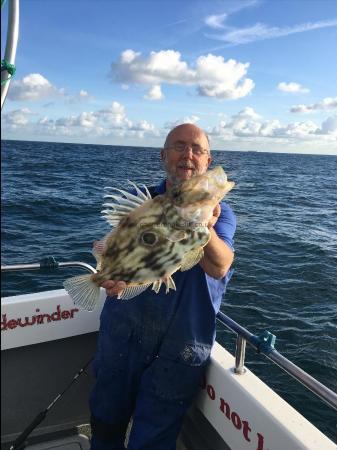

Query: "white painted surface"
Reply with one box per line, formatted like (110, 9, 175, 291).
(196, 342, 336, 450)
(1, 289, 105, 350)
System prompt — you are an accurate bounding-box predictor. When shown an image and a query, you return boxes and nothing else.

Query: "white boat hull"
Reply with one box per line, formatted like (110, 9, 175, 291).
(1, 289, 336, 449)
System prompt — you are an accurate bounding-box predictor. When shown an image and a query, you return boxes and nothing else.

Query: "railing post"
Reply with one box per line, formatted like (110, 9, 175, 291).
(234, 335, 246, 374)
(216, 311, 337, 411)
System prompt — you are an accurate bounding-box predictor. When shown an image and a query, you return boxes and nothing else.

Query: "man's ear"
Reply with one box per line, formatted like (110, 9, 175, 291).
(160, 148, 166, 161)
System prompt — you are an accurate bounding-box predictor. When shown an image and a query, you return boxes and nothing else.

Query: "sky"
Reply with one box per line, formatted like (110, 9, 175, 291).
(1, 0, 337, 154)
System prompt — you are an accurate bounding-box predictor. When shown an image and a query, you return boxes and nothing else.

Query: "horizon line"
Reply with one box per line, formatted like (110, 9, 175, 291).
(1, 138, 336, 157)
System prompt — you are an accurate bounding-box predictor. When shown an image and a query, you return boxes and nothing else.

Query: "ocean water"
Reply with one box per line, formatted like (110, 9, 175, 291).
(1, 140, 337, 441)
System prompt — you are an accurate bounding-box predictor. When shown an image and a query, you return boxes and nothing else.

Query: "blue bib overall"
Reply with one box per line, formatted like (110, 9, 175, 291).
(90, 179, 236, 450)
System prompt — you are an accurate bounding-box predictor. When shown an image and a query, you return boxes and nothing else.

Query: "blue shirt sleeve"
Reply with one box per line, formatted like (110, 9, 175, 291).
(213, 201, 236, 251)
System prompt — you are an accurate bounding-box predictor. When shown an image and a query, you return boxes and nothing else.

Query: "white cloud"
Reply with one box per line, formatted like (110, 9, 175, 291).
(3, 101, 335, 152)
(144, 85, 164, 101)
(110, 49, 254, 100)
(320, 114, 337, 136)
(1, 108, 32, 127)
(8, 73, 64, 101)
(195, 54, 254, 99)
(8, 73, 93, 105)
(79, 90, 89, 99)
(63, 89, 94, 104)
(234, 106, 261, 120)
(95, 101, 132, 129)
(129, 120, 155, 131)
(290, 96, 337, 113)
(121, 49, 140, 64)
(75, 112, 98, 128)
(205, 13, 228, 29)
(7, 101, 157, 140)
(278, 82, 309, 94)
(209, 107, 336, 143)
(280, 120, 319, 138)
(204, 1, 258, 30)
(164, 116, 200, 129)
(205, 18, 337, 45)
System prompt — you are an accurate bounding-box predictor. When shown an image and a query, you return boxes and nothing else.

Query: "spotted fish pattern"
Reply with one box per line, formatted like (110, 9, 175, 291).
(63, 166, 234, 311)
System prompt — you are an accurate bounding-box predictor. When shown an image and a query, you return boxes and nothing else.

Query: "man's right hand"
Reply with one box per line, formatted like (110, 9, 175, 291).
(100, 280, 127, 297)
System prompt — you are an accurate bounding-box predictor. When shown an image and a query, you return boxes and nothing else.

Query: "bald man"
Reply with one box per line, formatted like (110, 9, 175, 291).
(90, 124, 236, 450)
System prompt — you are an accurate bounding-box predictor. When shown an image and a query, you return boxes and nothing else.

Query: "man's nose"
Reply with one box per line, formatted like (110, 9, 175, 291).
(181, 146, 194, 157)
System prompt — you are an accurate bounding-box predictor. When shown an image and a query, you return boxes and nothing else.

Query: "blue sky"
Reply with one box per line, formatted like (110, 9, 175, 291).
(2, 0, 337, 154)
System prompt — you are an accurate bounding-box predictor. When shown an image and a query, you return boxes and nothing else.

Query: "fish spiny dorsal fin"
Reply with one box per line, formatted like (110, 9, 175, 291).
(102, 182, 151, 227)
(127, 181, 152, 201)
(117, 283, 151, 300)
(140, 184, 152, 199)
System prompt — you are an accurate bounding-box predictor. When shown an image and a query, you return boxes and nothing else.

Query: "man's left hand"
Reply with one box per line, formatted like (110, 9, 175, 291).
(207, 204, 221, 229)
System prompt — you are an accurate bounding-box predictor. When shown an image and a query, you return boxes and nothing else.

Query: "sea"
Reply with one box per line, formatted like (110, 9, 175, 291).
(1, 139, 337, 442)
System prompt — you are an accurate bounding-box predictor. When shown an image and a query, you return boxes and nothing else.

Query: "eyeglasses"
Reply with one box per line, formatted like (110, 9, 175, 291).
(166, 142, 209, 156)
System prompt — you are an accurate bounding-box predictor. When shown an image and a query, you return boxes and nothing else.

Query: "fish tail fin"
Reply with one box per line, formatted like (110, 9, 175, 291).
(63, 274, 100, 311)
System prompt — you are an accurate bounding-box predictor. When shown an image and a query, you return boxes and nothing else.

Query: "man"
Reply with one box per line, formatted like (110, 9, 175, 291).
(90, 124, 236, 450)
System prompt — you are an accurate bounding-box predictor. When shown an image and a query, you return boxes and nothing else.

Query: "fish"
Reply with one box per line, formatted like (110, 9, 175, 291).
(63, 166, 235, 311)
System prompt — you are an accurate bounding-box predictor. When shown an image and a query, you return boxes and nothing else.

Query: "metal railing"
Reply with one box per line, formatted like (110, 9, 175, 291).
(1, 257, 97, 275)
(216, 310, 337, 412)
(1, 258, 336, 411)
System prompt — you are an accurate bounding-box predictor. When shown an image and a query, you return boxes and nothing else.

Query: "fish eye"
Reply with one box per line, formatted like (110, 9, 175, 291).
(141, 231, 158, 246)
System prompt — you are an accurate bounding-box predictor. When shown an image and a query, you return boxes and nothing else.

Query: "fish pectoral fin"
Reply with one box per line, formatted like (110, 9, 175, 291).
(151, 280, 162, 293)
(117, 283, 151, 300)
(167, 230, 187, 242)
(163, 275, 176, 293)
(63, 274, 100, 311)
(180, 248, 204, 272)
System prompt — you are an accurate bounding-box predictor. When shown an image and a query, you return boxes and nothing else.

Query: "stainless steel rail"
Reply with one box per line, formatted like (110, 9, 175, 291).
(1, 0, 20, 109)
(216, 310, 337, 411)
(1, 261, 97, 274)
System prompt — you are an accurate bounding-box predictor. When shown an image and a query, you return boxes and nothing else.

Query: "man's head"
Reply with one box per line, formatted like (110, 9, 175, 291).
(161, 123, 212, 186)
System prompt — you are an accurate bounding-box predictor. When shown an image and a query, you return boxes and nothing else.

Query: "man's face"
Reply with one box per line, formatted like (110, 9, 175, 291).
(161, 125, 211, 185)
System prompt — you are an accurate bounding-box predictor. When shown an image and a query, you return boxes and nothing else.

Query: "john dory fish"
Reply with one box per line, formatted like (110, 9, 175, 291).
(63, 166, 234, 311)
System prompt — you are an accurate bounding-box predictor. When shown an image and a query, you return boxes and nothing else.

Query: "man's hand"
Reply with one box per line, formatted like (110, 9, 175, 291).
(100, 280, 126, 297)
(200, 203, 234, 279)
(207, 204, 221, 229)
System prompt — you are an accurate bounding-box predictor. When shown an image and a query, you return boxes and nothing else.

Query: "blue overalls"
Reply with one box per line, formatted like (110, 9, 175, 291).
(90, 179, 236, 450)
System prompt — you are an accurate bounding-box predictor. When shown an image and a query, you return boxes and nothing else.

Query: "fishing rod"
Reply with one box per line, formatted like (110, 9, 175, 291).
(9, 357, 93, 450)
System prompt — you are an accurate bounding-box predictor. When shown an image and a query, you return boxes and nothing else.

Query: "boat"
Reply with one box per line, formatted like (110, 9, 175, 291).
(2, 259, 337, 450)
(1, 2, 336, 449)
